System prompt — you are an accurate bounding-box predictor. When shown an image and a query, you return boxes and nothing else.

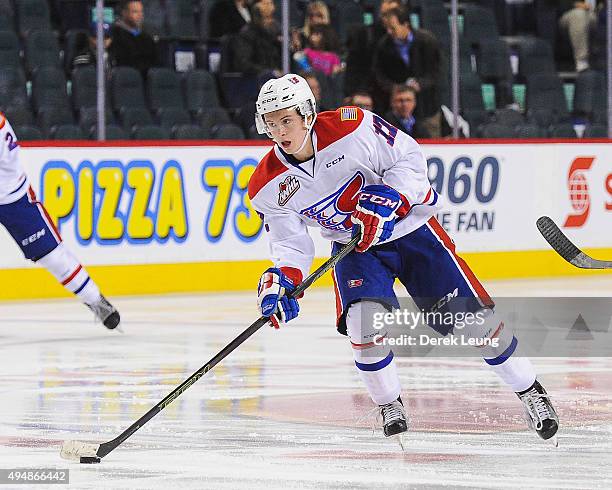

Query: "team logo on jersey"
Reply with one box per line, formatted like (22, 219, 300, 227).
(278, 175, 300, 206)
(300, 172, 365, 231)
(340, 107, 358, 121)
(347, 279, 363, 288)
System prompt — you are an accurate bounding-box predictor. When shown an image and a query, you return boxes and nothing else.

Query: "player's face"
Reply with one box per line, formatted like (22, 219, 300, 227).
(263, 109, 308, 153)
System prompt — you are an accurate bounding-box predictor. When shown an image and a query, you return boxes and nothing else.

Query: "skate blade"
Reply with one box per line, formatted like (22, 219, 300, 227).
(395, 433, 407, 451)
(113, 324, 125, 334)
(547, 435, 559, 447)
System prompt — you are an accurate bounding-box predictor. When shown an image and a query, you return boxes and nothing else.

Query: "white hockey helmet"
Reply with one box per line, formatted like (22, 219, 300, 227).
(255, 74, 317, 135)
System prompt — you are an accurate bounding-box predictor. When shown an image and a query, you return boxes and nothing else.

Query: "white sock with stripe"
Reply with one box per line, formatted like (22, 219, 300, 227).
(347, 301, 402, 405)
(487, 355, 536, 393)
(36, 244, 101, 305)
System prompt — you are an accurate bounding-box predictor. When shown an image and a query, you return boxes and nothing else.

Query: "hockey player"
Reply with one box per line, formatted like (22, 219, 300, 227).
(248, 74, 558, 442)
(0, 113, 120, 330)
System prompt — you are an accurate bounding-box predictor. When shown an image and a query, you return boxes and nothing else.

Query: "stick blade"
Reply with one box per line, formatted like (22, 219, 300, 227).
(536, 216, 582, 264)
(60, 440, 101, 461)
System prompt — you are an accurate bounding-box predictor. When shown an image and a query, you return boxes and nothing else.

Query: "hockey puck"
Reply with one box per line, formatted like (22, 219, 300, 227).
(80, 456, 101, 464)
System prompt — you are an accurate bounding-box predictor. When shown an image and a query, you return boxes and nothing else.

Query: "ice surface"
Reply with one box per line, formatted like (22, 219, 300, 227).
(1, 276, 611, 489)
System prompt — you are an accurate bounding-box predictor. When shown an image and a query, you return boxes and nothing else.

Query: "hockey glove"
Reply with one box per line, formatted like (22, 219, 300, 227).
(257, 267, 300, 328)
(351, 184, 401, 253)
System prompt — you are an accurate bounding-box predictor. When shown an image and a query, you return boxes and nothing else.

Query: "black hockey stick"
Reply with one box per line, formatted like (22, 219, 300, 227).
(60, 234, 361, 463)
(536, 216, 612, 269)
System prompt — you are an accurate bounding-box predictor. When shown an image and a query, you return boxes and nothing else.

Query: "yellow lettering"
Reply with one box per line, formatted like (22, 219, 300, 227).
(42, 167, 75, 227)
(203, 163, 234, 241)
(77, 166, 94, 240)
(96, 166, 124, 240)
(127, 166, 154, 239)
(234, 164, 262, 240)
(157, 165, 187, 240)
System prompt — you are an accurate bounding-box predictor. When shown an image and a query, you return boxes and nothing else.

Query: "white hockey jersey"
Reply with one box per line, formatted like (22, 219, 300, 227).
(248, 107, 441, 280)
(0, 113, 28, 205)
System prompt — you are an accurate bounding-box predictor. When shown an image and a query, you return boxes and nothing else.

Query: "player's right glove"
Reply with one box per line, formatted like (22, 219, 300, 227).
(351, 184, 401, 252)
(257, 267, 300, 329)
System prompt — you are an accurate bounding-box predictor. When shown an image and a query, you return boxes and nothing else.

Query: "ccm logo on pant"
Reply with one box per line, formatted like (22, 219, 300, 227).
(21, 229, 46, 246)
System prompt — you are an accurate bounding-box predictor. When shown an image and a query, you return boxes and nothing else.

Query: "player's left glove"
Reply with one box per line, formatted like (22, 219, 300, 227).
(351, 184, 401, 253)
(257, 267, 300, 329)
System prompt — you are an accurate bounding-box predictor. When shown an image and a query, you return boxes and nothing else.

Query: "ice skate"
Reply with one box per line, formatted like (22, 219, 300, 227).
(380, 397, 408, 435)
(379, 397, 408, 450)
(87, 295, 121, 331)
(516, 380, 559, 446)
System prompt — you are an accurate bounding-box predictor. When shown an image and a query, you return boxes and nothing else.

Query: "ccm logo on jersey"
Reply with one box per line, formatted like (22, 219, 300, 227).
(278, 175, 300, 206)
(358, 192, 399, 209)
(21, 229, 46, 246)
(326, 155, 345, 168)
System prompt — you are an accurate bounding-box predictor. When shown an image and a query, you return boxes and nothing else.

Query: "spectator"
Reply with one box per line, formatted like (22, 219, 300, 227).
(343, 90, 374, 111)
(209, 0, 252, 40)
(300, 24, 343, 76)
(344, 0, 401, 99)
(233, 0, 282, 78)
(301, 72, 331, 111)
(558, 1, 598, 71)
(109, 0, 159, 76)
(292, 1, 332, 52)
(373, 7, 442, 136)
(384, 85, 431, 139)
(71, 22, 112, 71)
(589, 1, 607, 70)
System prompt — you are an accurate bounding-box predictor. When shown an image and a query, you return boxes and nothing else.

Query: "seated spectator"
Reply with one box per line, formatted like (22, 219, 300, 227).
(384, 85, 431, 139)
(343, 90, 374, 111)
(558, 1, 598, 71)
(589, 2, 607, 70)
(344, 0, 401, 97)
(209, 0, 252, 40)
(71, 22, 112, 71)
(291, 1, 332, 52)
(299, 24, 343, 76)
(233, 0, 282, 78)
(373, 6, 442, 136)
(301, 72, 332, 112)
(109, 0, 159, 77)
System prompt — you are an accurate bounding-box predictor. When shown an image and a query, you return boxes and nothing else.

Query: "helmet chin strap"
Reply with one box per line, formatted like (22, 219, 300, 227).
(292, 113, 317, 155)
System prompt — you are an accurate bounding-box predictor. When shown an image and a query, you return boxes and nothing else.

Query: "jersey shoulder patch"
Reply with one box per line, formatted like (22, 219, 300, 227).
(315, 107, 364, 151)
(248, 149, 288, 200)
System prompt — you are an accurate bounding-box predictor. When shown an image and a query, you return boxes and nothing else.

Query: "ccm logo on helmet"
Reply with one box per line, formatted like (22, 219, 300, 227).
(358, 193, 399, 208)
(261, 97, 277, 104)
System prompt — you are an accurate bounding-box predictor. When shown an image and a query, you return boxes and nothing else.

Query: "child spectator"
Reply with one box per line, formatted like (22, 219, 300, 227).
(302, 24, 343, 76)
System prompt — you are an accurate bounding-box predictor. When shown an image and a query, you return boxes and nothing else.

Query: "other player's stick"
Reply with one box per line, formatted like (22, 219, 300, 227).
(60, 234, 361, 464)
(536, 216, 612, 269)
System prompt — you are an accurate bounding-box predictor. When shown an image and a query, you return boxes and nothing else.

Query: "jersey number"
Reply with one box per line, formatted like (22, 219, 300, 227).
(5, 132, 18, 151)
(372, 115, 398, 147)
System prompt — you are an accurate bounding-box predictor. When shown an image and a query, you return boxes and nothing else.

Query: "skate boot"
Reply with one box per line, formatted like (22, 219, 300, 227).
(380, 397, 408, 437)
(87, 295, 121, 330)
(516, 380, 559, 444)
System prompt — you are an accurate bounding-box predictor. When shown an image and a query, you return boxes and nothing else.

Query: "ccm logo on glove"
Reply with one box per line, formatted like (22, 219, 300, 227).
(358, 193, 399, 208)
(351, 185, 402, 253)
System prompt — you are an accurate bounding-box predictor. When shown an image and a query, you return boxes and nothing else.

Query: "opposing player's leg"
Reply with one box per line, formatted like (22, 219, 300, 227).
(396, 217, 558, 441)
(331, 243, 407, 437)
(0, 190, 120, 329)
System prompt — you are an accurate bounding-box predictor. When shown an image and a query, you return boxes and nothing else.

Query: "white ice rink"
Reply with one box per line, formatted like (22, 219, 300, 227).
(1, 276, 612, 489)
